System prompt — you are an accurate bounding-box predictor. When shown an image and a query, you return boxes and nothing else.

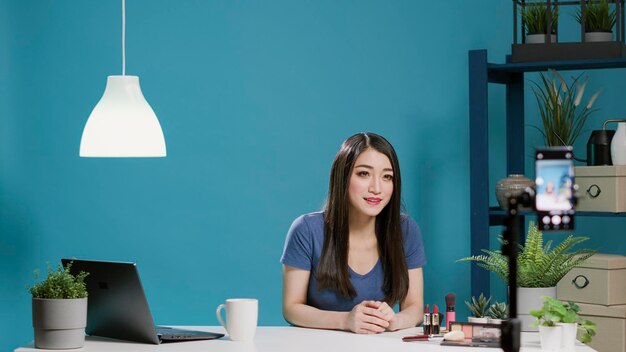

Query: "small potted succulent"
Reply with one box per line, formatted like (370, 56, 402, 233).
(522, 1, 559, 44)
(28, 262, 89, 349)
(487, 302, 509, 325)
(530, 296, 596, 350)
(465, 293, 491, 323)
(576, 0, 616, 42)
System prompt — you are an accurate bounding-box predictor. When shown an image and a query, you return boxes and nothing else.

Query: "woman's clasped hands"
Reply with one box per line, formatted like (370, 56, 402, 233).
(345, 300, 400, 334)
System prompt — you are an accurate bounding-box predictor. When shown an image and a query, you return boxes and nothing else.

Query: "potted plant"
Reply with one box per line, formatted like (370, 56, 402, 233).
(457, 221, 595, 331)
(522, 1, 559, 44)
(28, 262, 89, 349)
(531, 69, 601, 147)
(576, 0, 616, 42)
(530, 296, 597, 350)
(465, 293, 491, 323)
(487, 302, 509, 325)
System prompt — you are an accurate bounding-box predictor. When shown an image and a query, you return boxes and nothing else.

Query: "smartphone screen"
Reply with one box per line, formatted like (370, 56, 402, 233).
(535, 147, 575, 231)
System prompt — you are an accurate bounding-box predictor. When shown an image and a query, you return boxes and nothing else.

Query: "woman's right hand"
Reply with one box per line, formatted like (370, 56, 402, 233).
(344, 301, 390, 334)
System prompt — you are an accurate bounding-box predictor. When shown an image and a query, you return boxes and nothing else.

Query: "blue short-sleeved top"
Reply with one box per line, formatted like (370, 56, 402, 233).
(280, 211, 426, 311)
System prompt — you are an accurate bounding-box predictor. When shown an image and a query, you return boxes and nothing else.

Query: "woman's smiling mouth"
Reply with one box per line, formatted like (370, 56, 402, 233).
(364, 197, 382, 205)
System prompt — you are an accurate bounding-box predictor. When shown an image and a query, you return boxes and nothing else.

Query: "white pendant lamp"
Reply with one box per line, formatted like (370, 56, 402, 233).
(80, 0, 166, 157)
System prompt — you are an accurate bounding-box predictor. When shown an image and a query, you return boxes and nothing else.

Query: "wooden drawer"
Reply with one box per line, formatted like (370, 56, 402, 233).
(575, 166, 626, 212)
(557, 254, 626, 306)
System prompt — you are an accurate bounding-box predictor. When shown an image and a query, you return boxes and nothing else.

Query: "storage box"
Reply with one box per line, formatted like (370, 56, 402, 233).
(558, 254, 626, 306)
(574, 166, 626, 212)
(578, 303, 626, 352)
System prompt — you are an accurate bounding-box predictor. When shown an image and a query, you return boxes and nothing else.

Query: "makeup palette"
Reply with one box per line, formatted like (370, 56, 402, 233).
(440, 322, 501, 348)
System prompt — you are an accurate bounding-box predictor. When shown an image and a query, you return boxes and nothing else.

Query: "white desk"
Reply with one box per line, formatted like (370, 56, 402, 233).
(15, 326, 596, 352)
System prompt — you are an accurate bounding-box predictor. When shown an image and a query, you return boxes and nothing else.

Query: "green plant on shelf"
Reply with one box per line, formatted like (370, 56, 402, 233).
(530, 296, 597, 343)
(457, 221, 596, 288)
(465, 293, 491, 318)
(28, 262, 89, 299)
(531, 69, 601, 147)
(522, 1, 559, 35)
(488, 302, 509, 320)
(576, 0, 616, 33)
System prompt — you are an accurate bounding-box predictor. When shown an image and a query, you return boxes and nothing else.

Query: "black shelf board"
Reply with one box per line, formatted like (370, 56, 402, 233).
(489, 206, 626, 219)
(488, 57, 626, 74)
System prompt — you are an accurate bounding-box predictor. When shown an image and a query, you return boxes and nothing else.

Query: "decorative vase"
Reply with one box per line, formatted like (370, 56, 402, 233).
(587, 129, 615, 166)
(488, 318, 504, 325)
(585, 31, 613, 42)
(517, 286, 557, 332)
(32, 297, 87, 349)
(611, 122, 626, 165)
(526, 34, 556, 44)
(495, 174, 535, 210)
(539, 325, 563, 352)
(557, 322, 578, 350)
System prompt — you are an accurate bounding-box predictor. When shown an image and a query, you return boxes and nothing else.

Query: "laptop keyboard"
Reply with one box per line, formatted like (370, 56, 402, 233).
(156, 326, 224, 340)
(157, 327, 206, 336)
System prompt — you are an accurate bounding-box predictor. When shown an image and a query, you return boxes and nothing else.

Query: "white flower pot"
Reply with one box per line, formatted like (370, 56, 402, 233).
(611, 122, 626, 165)
(468, 316, 489, 323)
(517, 287, 557, 332)
(585, 31, 613, 42)
(539, 325, 563, 352)
(557, 322, 578, 350)
(488, 318, 503, 325)
(32, 298, 87, 349)
(526, 34, 557, 44)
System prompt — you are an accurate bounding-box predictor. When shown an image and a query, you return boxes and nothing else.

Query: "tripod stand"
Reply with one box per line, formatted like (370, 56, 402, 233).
(500, 190, 534, 352)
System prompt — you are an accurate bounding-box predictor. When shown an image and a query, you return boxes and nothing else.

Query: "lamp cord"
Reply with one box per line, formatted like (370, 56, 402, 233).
(122, 0, 126, 76)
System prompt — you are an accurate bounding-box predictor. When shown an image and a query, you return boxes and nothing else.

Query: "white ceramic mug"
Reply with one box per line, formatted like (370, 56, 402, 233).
(216, 298, 258, 341)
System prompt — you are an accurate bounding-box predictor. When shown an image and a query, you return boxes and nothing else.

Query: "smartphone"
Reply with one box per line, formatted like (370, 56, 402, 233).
(535, 147, 575, 231)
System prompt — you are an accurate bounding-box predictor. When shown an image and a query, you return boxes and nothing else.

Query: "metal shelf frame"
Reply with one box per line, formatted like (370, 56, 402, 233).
(468, 49, 626, 297)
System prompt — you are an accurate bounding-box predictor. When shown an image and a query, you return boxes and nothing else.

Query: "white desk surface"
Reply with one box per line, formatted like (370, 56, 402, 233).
(15, 326, 596, 352)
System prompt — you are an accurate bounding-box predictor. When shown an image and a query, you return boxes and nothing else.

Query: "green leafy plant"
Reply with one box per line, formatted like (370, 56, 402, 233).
(465, 293, 491, 318)
(457, 221, 596, 287)
(488, 302, 509, 320)
(530, 296, 597, 343)
(522, 1, 559, 35)
(576, 0, 616, 32)
(28, 262, 89, 299)
(531, 69, 601, 147)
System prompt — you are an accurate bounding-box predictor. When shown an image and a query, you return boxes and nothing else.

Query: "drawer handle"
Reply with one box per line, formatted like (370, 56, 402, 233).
(573, 275, 590, 289)
(586, 184, 602, 198)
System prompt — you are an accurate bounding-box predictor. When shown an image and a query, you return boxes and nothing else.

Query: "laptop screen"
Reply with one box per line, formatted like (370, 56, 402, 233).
(61, 259, 161, 344)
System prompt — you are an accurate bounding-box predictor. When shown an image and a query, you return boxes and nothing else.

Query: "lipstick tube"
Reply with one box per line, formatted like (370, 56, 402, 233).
(432, 304, 440, 334)
(423, 304, 431, 335)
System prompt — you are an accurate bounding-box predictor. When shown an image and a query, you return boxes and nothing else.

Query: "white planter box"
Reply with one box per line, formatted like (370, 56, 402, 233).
(575, 166, 626, 212)
(578, 303, 626, 352)
(557, 253, 626, 306)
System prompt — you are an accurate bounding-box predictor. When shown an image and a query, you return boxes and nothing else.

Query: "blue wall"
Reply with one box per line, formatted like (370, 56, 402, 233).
(3, 1, 626, 351)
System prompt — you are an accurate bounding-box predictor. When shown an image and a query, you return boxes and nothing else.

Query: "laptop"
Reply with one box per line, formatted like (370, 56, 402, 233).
(61, 259, 224, 344)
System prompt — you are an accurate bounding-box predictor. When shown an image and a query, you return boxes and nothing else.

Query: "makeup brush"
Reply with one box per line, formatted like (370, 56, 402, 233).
(445, 293, 456, 331)
(423, 304, 431, 335)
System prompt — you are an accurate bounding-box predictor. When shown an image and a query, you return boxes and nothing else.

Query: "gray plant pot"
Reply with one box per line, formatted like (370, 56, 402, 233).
(526, 34, 557, 44)
(517, 287, 556, 332)
(585, 31, 613, 42)
(32, 297, 87, 349)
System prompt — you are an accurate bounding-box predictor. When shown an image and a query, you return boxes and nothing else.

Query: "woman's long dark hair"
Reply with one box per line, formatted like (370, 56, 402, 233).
(316, 132, 408, 305)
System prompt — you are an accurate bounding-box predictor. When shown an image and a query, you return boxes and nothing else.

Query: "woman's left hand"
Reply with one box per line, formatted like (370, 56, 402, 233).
(368, 301, 400, 331)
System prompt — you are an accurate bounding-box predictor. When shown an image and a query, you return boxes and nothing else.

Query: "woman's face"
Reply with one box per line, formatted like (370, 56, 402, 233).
(348, 148, 394, 219)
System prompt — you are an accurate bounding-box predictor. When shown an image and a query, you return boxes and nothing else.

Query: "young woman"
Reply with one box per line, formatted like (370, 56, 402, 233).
(281, 132, 426, 334)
